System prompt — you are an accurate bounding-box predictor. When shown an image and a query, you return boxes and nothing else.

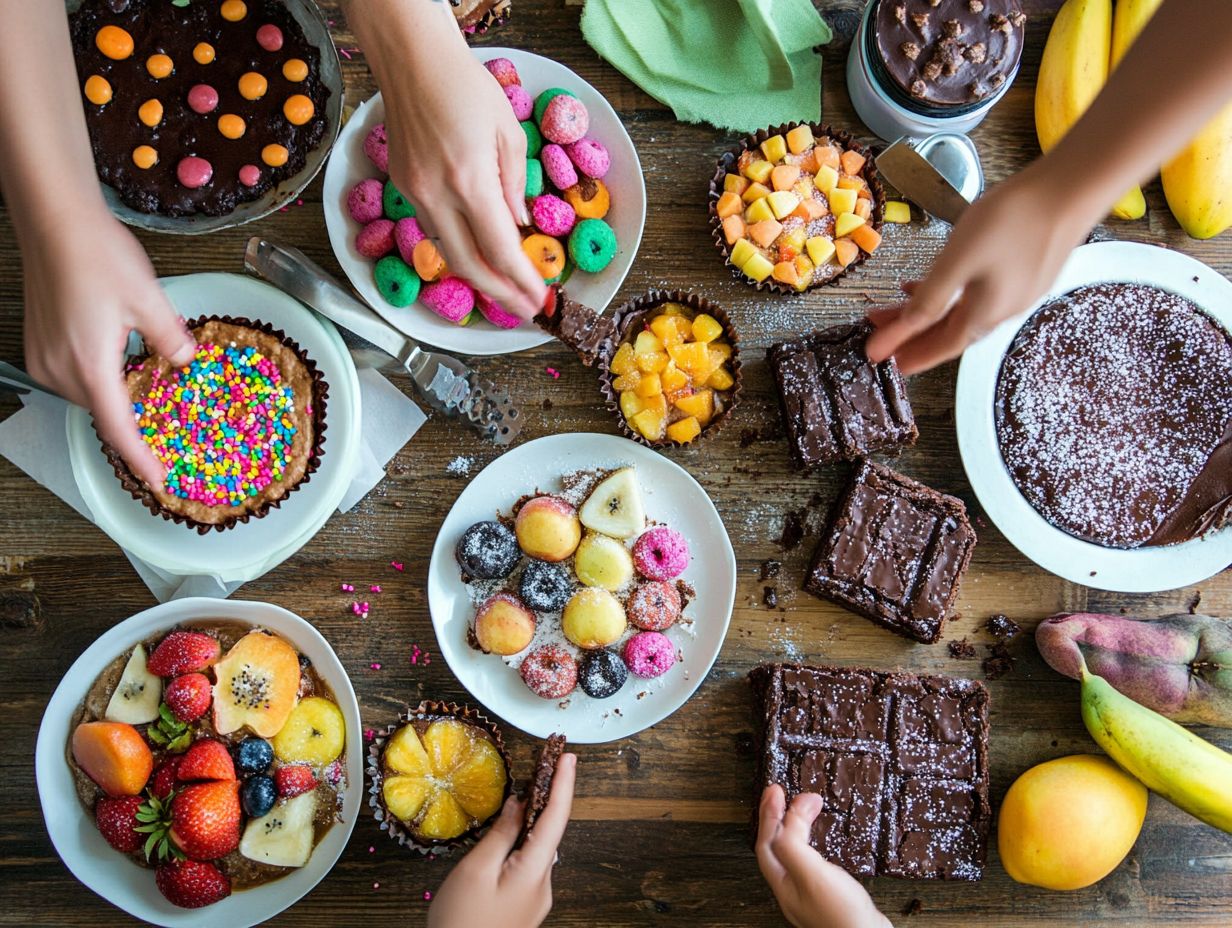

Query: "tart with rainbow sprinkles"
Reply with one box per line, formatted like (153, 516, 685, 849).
(107, 316, 325, 533)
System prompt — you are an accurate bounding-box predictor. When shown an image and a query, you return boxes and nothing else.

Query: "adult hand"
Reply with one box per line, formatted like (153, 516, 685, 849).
(429, 753, 577, 928)
(21, 206, 194, 488)
(755, 785, 892, 928)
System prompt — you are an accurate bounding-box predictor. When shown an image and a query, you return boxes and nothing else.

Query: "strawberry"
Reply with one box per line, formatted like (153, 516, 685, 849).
(147, 632, 221, 677)
(95, 796, 143, 853)
(150, 756, 183, 800)
(170, 780, 241, 860)
(165, 673, 212, 723)
(177, 739, 236, 782)
(274, 764, 317, 798)
(155, 859, 231, 909)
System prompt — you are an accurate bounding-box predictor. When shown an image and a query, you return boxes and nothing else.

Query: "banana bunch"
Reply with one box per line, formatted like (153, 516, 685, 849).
(1082, 663, 1232, 834)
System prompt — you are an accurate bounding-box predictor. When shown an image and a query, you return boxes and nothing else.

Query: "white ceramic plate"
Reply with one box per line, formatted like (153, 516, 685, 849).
(322, 47, 646, 356)
(427, 434, 736, 743)
(66, 273, 362, 583)
(956, 241, 1232, 592)
(36, 598, 363, 928)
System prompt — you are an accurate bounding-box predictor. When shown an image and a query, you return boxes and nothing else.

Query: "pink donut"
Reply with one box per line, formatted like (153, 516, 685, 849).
(632, 527, 689, 581)
(565, 137, 610, 179)
(539, 143, 578, 191)
(531, 193, 576, 237)
(394, 217, 426, 264)
(347, 178, 385, 224)
(476, 292, 523, 329)
(622, 631, 677, 679)
(540, 94, 589, 145)
(363, 123, 389, 173)
(420, 276, 476, 323)
(628, 581, 681, 631)
(504, 84, 533, 121)
(483, 57, 520, 88)
(355, 218, 395, 259)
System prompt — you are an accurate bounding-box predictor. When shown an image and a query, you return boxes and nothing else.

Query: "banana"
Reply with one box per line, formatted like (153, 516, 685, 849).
(1103, 0, 1164, 219)
(1162, 100, 1232, 239)
(1081, 664, 1232, 833)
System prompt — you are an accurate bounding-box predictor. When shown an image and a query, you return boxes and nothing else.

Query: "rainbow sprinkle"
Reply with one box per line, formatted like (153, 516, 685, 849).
(134, 342, 298, 508)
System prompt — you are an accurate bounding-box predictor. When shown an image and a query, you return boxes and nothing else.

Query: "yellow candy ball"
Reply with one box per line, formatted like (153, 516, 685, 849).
(238, 71, 268, 101)
(261, 143, 289, 167)
(132, 145, 158, 169)
(84, 75, 112, 106)
(193, 42, 215, 65)
(95, 25, 134, 60)
(220, 0, 247, 22)
(282, 58, 308, 82)
(146, 53, 173, 79)
(138, 98, 164, 127)
(218, 113, 246, 139)
(282, 94, 314, 126)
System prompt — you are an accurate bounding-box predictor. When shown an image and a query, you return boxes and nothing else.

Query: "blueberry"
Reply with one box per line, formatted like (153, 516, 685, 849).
(456, 521, 521, 580)
(519, 560, 572, 612)
(235, 737, 274, 775)
(242, 774, 277, 818)
(579, 649, 627, 699)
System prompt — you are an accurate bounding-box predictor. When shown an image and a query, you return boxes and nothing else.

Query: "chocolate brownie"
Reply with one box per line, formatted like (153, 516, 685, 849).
(996, 282, 1232, 549)
(518, 734, 566, 847)
(768, 323, 917, 470)
(749, 663, 990, 881)
(804, 460, 976, 643)
(872, 0, 1026, 110)
(535, 290, 617, 366)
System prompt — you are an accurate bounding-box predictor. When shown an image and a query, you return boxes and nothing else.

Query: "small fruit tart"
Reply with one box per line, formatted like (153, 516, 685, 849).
(367, 701, 512, 854)
(709, 123, 885, 292)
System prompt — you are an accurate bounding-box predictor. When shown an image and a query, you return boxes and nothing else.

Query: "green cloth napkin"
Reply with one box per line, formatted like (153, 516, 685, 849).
(580, 0, 832, 133)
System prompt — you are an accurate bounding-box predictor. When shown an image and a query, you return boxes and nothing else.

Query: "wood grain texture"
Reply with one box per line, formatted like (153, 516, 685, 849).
(1, 1, 1230, 925)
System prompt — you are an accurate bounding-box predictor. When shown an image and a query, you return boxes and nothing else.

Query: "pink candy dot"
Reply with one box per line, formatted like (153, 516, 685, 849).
(256, 24, 283, 51)
(187, 83, 219, 114)
(177, 156, 213, 189)
(238, 164, 261, 186)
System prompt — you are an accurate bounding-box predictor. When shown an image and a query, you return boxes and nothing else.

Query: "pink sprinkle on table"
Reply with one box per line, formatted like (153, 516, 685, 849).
(391, 560, 404, 571)
(546, 367, 560, 379)
(364, 728, 376, 740)
(340, 583, 354, 592)
(370, 584, 382, 593)
(370, 662, 382, 670)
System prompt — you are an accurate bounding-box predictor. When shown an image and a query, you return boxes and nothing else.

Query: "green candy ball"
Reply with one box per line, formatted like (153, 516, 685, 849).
(520, 120, 543, 158)
(533, 87, 576, 126)
(568, 218, 618, 273)
(373, 255, 421, 307)
(382, 180, 416, 221)
(525, 158, 544, 198)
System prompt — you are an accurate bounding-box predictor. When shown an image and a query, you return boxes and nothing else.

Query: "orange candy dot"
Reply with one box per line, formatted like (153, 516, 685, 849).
(84, 75, 112, 106)
(220, 0, 247, 22)
(138, 99, 164, 127)
(218, 113, 246, 139)
(261, 143, 289, 167)
(282, 94, 314, 126)
(146, 54, 173, 79)
(132, 146, 158, 169)
(95, 25, 134, 60)
(282, 58, 308, 82)
(238, 71, 268, 101)
(193, 42, 215, 65)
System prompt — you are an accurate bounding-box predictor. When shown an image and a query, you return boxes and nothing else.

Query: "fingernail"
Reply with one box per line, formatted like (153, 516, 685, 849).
(518, 205, 531, 226)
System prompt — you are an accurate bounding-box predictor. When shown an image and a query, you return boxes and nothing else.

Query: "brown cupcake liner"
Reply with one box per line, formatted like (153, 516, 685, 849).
(598, 289, 744, 450)
(101, 315, 328, 535)
(457, 0, 511, 35)
(708, 123, 886, 295)
(366, 699, 513, 856)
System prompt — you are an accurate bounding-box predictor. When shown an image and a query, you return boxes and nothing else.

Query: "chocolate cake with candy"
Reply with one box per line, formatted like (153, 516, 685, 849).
(69, 0, 330, 217)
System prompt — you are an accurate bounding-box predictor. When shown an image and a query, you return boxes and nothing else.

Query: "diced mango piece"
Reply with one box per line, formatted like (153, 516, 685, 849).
(772, 260, 800, 287)
(650, 314, 690, 347)
(744, 159, 774, 184)
(806, 235, 836, 266)
(635, 372, 663, 398)
(766, 190, 800, 220)
(802, 198, 828, 221)
(707, 365, 735, 390)
(813, 164, 839, 195)
(666, 416, 702, 444)
(834, 238, 859, 267)
(716, 191, 742, 219)
(770, 164, 801, 192)
(634, 330, 663, 354)
(834, 212, 866, 237)
(609, 342, 636, 375)
(849, 223, 882, 254)
(635, 350, 669, 374)
(642, 394, 668, 418)
(747, 219, 783, 249)
(729, 238, 757, 269)
(814, 145, 841, 170)
(836, 174, 866, 191)
(744, 197, 775, 224)
(840, 150, 866, 176)
(675, 388, 715, 425)
(793, 254, 815, 291)
(884, 200, 911, 223)
(620, 390, 645, 420)
(856, 185, 873, 201)
(854, 197, 872, 221)
(721, 214, 745, 245)
(709, 341, 733, 363)
(668, 341, 711, 376)
(760, 134, 787, 163)
(691, 314, 724, 343)
(828, 187, 858, 216)
(780, 225, 807, 253)
(723, 173, 749, 195)
(798, 148, 820, 174)
(741, 181, 771, 204)
(630, 408, 666, 442)
(661, 361, 689, 393)
(786, 124, 815, 154)
(612, 371, 641, 392)
(743, 252, 775, 283)
(657, 303, 686, 316)
(792, 179, 816, 202)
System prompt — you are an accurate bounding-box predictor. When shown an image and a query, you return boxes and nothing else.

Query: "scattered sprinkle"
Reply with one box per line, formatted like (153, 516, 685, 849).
(368, 846, 375, 853)
(391, 560, 404, 572)
(370, 584, 382, 593)
(423, 891, 433, 901)
(351, 601, 370, 618)
(545, 367, 560, 379)
(370, 662, 382, 670)
(372, 882, 380, 890)
(364, 728, 376, 740)
(340, 582, 354, 592)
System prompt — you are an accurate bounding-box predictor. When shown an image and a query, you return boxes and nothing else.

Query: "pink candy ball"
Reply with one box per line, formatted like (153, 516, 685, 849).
(238, 164, 261, 187)
(347, 177, 385, 224)
(483, 57, 520, 88)
(476, 292, 522, 329)
(420, 276, 476, 323)
(394, 217, 426, 263)
(531, 193, 576, 237)
(565, 137, 610, 179)
(504, 84, 533, 121)
(539, 143, 578, 191)
(187, 84, 219, 115)
(176, 156, 213, 189)
(363, 123, 389, 174)
(632, 527, 690, 581)
(256, 24, 284, 51)
(540, 94, 589, 145)
(355, 218, 396, 259)
(623, 631, 677, 679)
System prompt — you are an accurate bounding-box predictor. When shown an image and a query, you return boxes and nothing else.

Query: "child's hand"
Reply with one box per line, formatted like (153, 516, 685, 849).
(428, 752, 577, 928)
(21, 206, 194, 489)
(756, 785, 892, 928)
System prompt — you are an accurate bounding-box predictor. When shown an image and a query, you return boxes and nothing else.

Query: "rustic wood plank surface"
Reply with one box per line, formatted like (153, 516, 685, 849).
(1, 1, 1230, 925)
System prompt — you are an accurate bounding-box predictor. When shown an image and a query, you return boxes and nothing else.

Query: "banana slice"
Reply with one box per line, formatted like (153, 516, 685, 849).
(104, 644, 161, 725)
(579, 467, 645, 539)
(239, 791, 316, 868)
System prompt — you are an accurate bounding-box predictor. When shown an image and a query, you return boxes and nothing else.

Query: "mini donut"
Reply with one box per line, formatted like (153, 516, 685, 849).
(363, 123, 390, 173)
(382, 180, 416, 220)
(476, 292, 522, 329)
(518, 560, 572, 610)
(531, 193, 576, 238)
(539, 94, 589, 146)
(419, 276, 476, 323)
(627, 581, 682, 631)
(504, 84, 533, 121)
(347, 178, 385, 224)
(567, 218, 618, 273)
(374, 255, 421, 308)
(563, 178, 610, 220)
(565, 137, 610, 179)
(579, 649, 628, 699)
(520, 645, 578, 699)
(525, 158, 545, 198)
(632, 526, 689, 581)
(394, 216, 426, 264)
(456, 520, 521, 579)
(622, 631, 677, 679)
(520, 120, 543, 159)
(355, 218, 396, 259)
(539, 144, 578, 191)
(412, 239, 446, 281)
(532, 87, 575, 126)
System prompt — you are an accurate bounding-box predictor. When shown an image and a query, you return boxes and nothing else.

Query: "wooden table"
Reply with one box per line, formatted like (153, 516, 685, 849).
(2, 1, 1230, 925)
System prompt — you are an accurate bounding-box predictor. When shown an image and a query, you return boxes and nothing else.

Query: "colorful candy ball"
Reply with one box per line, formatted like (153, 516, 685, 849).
(394, 217, 427, 264)
(476, 293, 523, 329)
(374, 256, 421, 308)
(540, 94, 589, 145)
(347, 178, 385, 225)
(355, 218, 396, 259)
(238, 164, 261, 187)
(483, 57, 520, 88)
(532, 87, 574, 126)
(539, 144, 579, 191)
(382, 180, 416, 221)
(565, 137, 610, 179)
(176, 156, 213, 189)
(187, 84, 219, 114)
(363, 123, 389, 173)
(531, 193, 577, 238)
(504, 84, 533, 121)
(520, 120, 542, 158)
(525, 158, 544, 198)
(420, 276, 476, 323)
(256, 24, 284, 51)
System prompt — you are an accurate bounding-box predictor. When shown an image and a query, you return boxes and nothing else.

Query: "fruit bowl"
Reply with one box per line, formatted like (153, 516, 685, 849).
(35, 598, 362, 927)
